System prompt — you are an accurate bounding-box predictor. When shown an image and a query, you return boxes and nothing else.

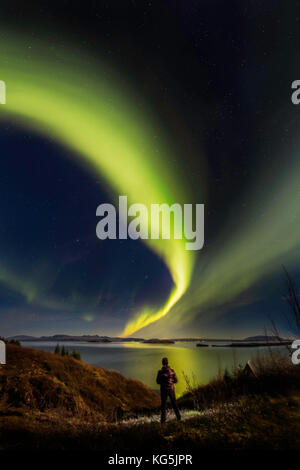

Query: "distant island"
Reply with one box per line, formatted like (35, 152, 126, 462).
(197, 335, 292, 348)
(142, 339, 175, 344)
(87, 338, 112, 343)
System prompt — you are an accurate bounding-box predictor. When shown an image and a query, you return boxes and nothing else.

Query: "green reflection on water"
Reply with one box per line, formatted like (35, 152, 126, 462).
(121, 342, 281, 396)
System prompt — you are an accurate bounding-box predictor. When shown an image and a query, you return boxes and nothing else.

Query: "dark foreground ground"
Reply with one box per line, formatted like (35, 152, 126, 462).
(0, 344, 300, 451)
(1, 395, 300, 451)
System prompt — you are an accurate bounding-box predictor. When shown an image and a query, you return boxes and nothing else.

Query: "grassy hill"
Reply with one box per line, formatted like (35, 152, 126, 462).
(0, 344, 160, 421)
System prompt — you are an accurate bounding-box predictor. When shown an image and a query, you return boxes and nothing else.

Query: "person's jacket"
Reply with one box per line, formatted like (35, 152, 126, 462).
(156, 365, 178, 390)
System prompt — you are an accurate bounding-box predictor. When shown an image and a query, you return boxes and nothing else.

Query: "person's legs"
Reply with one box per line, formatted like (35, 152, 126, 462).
(160, 390, 167, 423)
(168, 389, 181, 421)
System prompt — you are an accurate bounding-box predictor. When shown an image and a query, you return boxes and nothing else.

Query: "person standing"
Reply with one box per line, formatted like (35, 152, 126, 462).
(156, 357, 181, 424)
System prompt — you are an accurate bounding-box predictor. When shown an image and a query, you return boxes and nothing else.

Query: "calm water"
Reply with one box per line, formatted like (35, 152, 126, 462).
(21, 341, 287, 396)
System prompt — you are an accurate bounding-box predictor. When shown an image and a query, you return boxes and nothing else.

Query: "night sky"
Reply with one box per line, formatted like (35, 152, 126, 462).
(1, 1, 300, 338)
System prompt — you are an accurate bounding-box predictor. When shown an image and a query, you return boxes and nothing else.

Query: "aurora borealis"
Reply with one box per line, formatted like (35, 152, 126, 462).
(0, 31, 196, 336)
(1, 1, 300, 338)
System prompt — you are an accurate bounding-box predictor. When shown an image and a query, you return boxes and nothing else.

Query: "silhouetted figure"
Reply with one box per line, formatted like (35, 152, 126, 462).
(156, 357, 181, 424)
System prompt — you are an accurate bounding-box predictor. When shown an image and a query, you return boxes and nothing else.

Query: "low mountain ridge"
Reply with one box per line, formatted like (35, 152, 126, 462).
(242, 335, 285, 342)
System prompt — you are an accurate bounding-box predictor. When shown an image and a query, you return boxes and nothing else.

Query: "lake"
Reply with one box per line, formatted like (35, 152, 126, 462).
(21, 341, 287, 396)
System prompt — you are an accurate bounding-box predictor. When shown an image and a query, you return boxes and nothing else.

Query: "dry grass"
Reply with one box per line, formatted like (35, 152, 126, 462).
(1, 395, 300, 451)
(178, 353, 300, 411)
(0, 344, 160, 422)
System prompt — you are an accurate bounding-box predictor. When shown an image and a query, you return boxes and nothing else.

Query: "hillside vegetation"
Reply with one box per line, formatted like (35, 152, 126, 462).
(0, 344, 160, 421)
(179, 353, 300, 410)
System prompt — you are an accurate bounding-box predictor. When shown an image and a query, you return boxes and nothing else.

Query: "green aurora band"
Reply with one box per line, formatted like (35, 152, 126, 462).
(0, 33, 195, 335)
(2, 33, 300, 338)
(138, 144, 300, 337)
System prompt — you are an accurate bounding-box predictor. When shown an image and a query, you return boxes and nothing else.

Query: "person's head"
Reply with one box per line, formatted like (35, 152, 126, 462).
(162, 357, 168, 366)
